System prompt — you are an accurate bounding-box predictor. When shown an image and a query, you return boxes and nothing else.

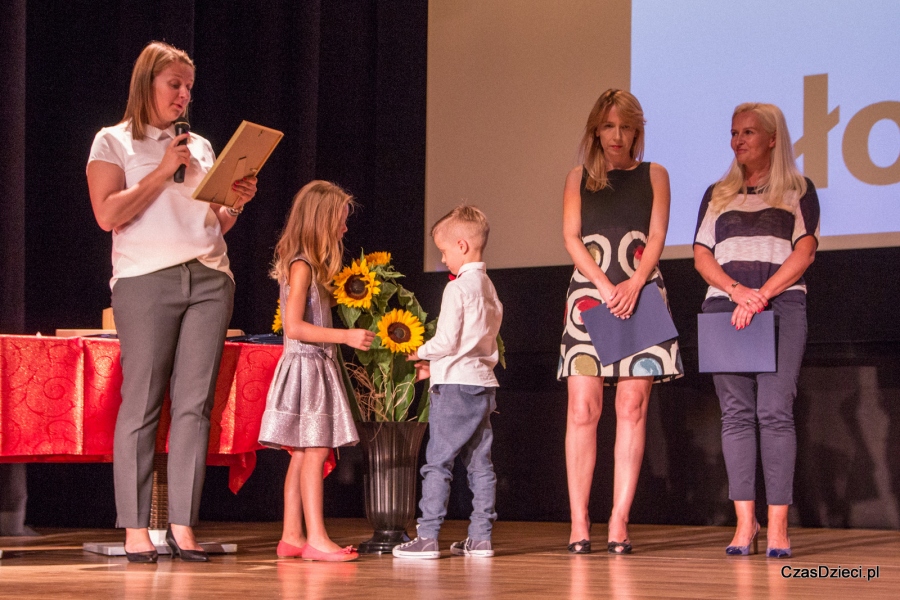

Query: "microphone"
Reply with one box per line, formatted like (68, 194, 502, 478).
(174, 119, 190, 183)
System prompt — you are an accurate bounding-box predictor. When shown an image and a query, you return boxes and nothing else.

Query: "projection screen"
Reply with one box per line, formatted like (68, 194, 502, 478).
(425, 0, 900, 270)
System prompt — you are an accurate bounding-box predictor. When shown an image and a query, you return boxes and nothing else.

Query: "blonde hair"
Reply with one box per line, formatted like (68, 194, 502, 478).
(430, 204, 490, 251)
(122, 41, 194, 141)
(710, 102, 807, 213)
(578, 89, 646, 191)
(271, 180, 355, 288)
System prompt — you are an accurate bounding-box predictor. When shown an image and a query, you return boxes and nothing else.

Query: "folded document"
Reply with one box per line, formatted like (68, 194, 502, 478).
(697, 311, 776, 373)
(580, 283, 679, 366)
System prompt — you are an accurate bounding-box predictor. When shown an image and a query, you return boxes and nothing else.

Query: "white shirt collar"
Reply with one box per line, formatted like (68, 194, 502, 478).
(456, 262, 486, 277)
(141, 123, 175, 141)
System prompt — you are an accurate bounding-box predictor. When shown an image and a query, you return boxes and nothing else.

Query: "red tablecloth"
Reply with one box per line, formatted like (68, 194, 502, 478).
(0, 335, 283, 492)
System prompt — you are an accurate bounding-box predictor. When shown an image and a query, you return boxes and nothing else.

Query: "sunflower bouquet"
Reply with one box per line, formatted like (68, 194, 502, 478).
(333, 251, 436, 422)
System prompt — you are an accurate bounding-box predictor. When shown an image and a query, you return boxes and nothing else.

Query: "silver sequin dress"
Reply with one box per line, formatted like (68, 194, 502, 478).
(258, 256, 359, 449)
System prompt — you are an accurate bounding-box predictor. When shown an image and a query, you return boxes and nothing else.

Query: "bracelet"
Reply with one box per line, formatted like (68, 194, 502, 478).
(226, 205, 243, 217)
(727, 281, 739, 302)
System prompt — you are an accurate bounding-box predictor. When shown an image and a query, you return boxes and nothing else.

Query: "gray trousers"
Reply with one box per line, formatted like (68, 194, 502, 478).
(111, 261, 234, 528)
(417, 384, 497, 541)
(704, 292, 807, 506)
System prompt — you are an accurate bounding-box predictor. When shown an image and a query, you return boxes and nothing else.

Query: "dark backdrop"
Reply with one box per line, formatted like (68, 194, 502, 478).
(2, 1, 898, 532)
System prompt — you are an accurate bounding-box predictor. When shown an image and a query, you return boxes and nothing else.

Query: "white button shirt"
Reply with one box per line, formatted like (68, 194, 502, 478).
(417, 262, 503, 387)
(88, 121, 231, 289)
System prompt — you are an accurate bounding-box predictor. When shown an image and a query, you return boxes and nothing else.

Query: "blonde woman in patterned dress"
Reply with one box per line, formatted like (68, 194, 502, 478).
(559, 90, 682, 554)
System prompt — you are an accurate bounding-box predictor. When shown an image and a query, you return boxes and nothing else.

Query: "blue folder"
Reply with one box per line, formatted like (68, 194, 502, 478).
(580, 283, 679, 366)
(697, 311, 776, 373)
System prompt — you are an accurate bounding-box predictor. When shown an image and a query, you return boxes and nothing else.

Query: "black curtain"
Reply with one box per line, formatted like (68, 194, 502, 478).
(0, 0, 27, 334)
(10, 0, 425, 338)
(7, 0, 427, 527)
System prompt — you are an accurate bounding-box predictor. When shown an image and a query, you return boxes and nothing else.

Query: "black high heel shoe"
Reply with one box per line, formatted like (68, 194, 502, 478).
(567, 523, 592, 554)
(607, 540, 632, 554)
(166, 526, 209, 562)
(567, 539, 592, 554)
(124, 548, 159, 563)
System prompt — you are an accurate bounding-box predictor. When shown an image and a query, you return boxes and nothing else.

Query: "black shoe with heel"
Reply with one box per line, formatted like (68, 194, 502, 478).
(124, 548, 159, 563)
(567, 523, 592, 554)
(166, 526, 209, 562)
(567, 539, 591, 554)
(607, 540, 632, 554)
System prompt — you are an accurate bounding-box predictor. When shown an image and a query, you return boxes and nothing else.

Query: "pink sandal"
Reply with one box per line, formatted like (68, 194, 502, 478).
(276, 540, 306, 558)
(301, 544, 359, 562)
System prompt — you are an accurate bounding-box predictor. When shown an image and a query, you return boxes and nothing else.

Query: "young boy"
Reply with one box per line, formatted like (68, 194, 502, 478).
(392, 205, 503, 559)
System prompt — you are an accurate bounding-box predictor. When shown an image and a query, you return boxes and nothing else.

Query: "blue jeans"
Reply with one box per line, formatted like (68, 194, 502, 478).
(417, 384, 497, 541)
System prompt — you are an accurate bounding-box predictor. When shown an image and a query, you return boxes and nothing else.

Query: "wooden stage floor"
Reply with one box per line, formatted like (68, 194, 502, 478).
(1, 520, 897, 599)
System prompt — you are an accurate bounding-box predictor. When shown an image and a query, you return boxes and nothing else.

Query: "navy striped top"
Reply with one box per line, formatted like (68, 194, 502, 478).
(693, 178, 820, 300)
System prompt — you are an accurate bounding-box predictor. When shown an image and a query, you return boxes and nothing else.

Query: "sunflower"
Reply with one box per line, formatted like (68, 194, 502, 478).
(334, 259, 380, 309)
(377, 309, 425, 354)
(272, 300, 283, 334)
(364, 251, 391, 267)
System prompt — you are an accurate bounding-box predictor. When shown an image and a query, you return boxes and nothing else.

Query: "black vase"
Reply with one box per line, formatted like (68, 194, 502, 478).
(356, 420, 428, 554)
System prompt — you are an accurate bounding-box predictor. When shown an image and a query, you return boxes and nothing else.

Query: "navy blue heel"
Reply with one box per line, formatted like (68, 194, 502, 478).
(766, 546, 792, 558)
(725, 522, 759, 556)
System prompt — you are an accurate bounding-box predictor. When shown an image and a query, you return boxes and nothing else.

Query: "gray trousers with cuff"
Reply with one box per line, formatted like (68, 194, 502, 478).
(704, 292, 807, 506)
(111, 261, 234, 528)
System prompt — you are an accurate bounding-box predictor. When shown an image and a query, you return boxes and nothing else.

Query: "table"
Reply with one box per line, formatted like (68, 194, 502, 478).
(0, 334, 285, 556)
(0, 334, 283, 492)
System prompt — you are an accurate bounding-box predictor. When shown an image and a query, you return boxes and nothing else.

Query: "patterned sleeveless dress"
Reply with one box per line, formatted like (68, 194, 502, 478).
(557, 163, 683, 385)
(258, 256, 359, 449)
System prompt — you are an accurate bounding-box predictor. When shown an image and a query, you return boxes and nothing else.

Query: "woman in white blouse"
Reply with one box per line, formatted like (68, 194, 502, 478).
(87, 41, 256, 563)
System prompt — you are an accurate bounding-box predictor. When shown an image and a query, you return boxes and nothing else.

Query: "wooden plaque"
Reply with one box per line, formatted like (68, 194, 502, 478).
(192, 121, 284, 206)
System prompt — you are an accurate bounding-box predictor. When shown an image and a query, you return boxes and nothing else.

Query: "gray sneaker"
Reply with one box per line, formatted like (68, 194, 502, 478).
(392, 537, 440, 559)
(450, 538, 494, 557)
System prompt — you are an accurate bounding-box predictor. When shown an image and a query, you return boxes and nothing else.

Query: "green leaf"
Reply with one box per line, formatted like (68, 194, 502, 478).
(381, 361, 395, 421)
(370, 362, 386, 390)
(375, 265, 403, 280)
(424, 318, 438, 341)
(357, 346, 391, 368)
(387, 355, 419, 421)
(397, 285, 428, 323)
(338, 304, 361, 328)
(356, 348, 372, 366)
(392, 352, 414, 376)
(416, 385, 431, 422)
(391, 374, 417, 421)
(497, 333, 507, 369)
(357, 313, 374, 331)
(366, 361, 390, 422)
(374, 281, 398, 313)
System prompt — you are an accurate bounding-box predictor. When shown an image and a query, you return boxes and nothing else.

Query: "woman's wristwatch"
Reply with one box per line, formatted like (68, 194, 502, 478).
(226, 205, 244, 217)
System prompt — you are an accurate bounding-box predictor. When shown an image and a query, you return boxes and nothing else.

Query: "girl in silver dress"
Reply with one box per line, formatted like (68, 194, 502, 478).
(259, 181, 374, 562)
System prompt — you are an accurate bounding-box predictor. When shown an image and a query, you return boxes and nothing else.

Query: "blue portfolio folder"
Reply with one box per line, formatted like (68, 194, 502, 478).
(697, 311, 776, 373)
(581, 283, 679, 366)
